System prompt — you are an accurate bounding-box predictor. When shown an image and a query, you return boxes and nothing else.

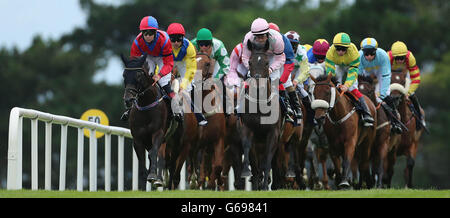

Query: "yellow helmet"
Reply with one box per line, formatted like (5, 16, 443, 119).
(303, 43, 312, 52)
(391, 41, 408, 56)
(333, 32, 351, 47)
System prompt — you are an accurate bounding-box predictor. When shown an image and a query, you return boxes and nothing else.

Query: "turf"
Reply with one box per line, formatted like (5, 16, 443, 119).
(0, 189, 449, 198)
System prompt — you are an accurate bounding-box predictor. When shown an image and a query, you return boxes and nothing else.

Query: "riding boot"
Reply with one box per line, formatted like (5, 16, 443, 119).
(382, 103, 403, 134)
(287, 88, 303, 125)
(382, 96, 403, 134)
(358, 96, 375, 126)
(280, 90, 295, 123)
(190, 100, 208, 126)
(162, 84, 183, 122)
(409, 93, 426, 129)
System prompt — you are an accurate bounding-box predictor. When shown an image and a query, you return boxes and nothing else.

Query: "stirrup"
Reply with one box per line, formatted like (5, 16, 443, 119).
(199, 120, 208, 126)
(120, 110, 129, 121)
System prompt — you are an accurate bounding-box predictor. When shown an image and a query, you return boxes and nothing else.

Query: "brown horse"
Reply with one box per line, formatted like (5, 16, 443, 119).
(310, 73, 377, 189)
(389, 71, 425, 188)
(238, 41, 283, 190)
(358, 74, 401, 188)
(121, 54, 168, 189)
(187, 52, 226, 190)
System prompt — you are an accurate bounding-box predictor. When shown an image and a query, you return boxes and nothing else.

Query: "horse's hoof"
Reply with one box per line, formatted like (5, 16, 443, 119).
(147, 173, 157, 182)
(153, 179, 163, 187)
(241, 170, 252, 178)
(338, 181, 351, 189)
(285, 170, 296, 178)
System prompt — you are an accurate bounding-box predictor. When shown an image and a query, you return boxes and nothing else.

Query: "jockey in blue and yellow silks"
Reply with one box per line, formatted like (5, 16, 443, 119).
(167, 23, 208, 126)
(358, 37, 402, 133)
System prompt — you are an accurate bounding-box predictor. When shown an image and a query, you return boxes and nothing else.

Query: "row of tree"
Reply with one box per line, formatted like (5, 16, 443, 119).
(0, 0, 448, 189)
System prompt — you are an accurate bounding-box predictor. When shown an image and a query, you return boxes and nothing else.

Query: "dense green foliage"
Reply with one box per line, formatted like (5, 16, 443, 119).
(0, 0, 448, 190)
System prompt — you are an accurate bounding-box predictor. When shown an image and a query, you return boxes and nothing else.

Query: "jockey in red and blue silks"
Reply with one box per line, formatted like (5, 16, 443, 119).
(130, 16, 174, 93)
(269, 23, 303, 124)
(122, 16, 181, 122)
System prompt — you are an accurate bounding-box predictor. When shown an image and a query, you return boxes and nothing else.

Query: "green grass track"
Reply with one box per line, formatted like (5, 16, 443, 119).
(0, 189, 449, 198)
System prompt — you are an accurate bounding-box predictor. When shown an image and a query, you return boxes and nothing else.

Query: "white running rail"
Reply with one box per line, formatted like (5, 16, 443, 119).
(7, 107, 245, 191)
(7, 107, 135, 191)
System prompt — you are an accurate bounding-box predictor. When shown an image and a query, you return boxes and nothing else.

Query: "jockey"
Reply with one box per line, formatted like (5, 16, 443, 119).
(122, 16, 180, 121)
(325, 32, 375, 126)
(305, 39, 329, 97)
(167, 23, 208, 126)
(269, 23, 302, 124)
(358, 37, 402, 133)
(226, 42, 246, 87)
(388, 41, 426, 128)
(285, 31, 310, 100)
(191, 28, 230, 79)
(240, 18, 287, 121)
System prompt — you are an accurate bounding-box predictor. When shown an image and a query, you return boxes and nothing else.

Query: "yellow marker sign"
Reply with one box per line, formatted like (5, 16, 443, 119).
(80, 109, 109, 138)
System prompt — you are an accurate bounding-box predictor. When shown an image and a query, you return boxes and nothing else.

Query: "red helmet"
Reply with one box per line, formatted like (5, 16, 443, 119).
(268, 22, 280, 32)
(312, 39, 330, 56)
(139, 16, 158, 31)
(167, 23, 185, 36)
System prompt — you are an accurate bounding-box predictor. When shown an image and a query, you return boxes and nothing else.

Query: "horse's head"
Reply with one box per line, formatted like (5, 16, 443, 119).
(196, 52, 214, 80)
(358, 74, 377, 103)
(310, 73, 338, 125)
(120, 54, 153, 108)
(247, 39, 270, 79)
(390, 70, 408, 107)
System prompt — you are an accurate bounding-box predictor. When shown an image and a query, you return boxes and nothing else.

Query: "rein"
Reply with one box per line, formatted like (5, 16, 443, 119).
(311, 82, 356, 125)
(124, 67, 165, 111)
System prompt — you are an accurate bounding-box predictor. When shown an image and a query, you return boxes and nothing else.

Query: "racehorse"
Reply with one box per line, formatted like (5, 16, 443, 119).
(121, 54, 168, 189)
(188, 52, 226, 190)
(310, 73, 377, 189)
(358, 74, 399, 188)
(389, 70, 425, 188)
(239, 41, 283, 190)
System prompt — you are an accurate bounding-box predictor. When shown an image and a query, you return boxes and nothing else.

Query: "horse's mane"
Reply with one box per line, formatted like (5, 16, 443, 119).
(358, 75, 374, 84)
(316, 74, 338, 86)
(128, 56, 145, 68)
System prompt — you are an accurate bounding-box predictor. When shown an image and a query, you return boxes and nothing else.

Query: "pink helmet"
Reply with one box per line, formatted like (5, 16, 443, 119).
(312, 39, 330, 56)
(167, 23, 185, 36)
(251, 18, 270, 35)
(268, 22, 280, 32)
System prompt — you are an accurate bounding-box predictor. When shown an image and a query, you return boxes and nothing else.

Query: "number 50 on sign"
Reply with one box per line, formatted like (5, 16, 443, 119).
(80, 109, 109, 138)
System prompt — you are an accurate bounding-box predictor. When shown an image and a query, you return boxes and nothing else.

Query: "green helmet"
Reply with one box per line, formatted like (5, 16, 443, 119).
(197, 28, 213, 41)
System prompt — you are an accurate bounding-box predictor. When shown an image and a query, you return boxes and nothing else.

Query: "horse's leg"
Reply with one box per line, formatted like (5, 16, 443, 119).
(210, 138, 225, 190)
(262, 132, 279, 190)
(133, 140, 148, 190)
(317, 147, 330, 190)
(404, 143, 417, 189)
(171, 141, 191, 190)
(339, 138, 357, 189)
(155, 142, 166, 187)
(147, 130, 164, 183)
(241, 129, 253, 177)
(376, 136, 389, 189)
(231, 142, 245, 190)
(383, 146, 397, 188)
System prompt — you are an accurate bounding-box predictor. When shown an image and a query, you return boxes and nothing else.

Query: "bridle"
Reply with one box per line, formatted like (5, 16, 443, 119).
(124, 67, 164, 111)
(311, 81, 356, 125)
